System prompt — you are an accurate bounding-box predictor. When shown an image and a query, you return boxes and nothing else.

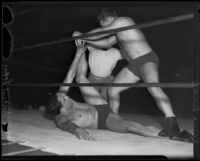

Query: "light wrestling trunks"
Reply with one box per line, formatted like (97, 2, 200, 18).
(88, 73, 114, 100)
(95, 104, 112, 130)
(126, 50, 160, 77)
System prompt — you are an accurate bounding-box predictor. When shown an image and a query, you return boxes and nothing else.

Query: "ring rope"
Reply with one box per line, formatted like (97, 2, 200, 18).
(12, 13, 194, 52)
(8, 82, 199, 88)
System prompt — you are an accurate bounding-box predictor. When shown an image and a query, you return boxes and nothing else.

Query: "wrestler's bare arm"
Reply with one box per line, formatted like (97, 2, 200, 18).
(55, 114, 79, 133)
(84, 19, 119, 40)
(57, 47, 86, 96)
(86, 35, 117, 48)
(55, 114, 94, 140)
(84, 27, 108, 40)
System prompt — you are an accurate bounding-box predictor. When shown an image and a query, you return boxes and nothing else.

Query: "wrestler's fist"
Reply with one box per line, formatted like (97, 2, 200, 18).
(75, 128, 96, 141)
(56, 93, 66, 105)
(72, 31, 85, 47)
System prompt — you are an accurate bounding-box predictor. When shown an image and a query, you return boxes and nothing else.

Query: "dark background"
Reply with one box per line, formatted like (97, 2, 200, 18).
(3, 1, 195, 118)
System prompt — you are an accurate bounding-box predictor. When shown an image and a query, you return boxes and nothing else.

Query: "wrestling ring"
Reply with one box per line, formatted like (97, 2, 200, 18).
(2, 8, 199, 159)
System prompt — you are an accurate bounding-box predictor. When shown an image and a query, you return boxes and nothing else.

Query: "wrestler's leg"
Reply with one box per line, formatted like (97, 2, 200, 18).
(100, 76, 114, 101)
(108, 67, 140, 114)
(76, 54, 107, 105)
(140, 62, 188, 139)
(106, 113, 161, 137)
(140, 62, 175, 118)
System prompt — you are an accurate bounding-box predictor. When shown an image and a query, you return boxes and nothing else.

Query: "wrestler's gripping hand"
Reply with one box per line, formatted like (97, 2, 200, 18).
(56, 93, 66, 105)
(72, 31, 85, 47)
(75, 128, 96, 141)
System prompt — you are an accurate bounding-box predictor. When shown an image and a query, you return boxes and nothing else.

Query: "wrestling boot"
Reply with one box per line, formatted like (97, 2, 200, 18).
(158, 117, 193, 143)
(158, 117, 179, 137)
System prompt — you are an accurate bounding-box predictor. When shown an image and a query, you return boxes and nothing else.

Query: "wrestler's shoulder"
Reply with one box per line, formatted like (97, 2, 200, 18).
(116, 17, 135, 24)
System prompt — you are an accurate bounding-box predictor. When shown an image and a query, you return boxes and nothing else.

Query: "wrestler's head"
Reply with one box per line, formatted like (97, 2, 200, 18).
(45, 94, 73, 119)
(45, 94, 62, 116)
(97, 8, 117, 27)
(45, 94, 62, 119)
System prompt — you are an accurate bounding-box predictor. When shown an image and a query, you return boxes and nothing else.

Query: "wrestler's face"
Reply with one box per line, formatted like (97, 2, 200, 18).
(100, 16, 115, 27)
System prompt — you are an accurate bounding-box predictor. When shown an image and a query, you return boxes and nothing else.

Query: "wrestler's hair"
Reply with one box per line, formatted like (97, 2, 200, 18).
(45, 94, 62, 120)
(97, 8, 117, 23)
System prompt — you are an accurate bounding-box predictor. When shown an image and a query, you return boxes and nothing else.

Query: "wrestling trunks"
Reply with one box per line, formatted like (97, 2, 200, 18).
(127, 50, 160, 77)
(95, 104, 112, 130)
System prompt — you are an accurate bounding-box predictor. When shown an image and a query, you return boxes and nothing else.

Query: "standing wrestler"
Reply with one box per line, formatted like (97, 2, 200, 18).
(79, 8, 189, 141)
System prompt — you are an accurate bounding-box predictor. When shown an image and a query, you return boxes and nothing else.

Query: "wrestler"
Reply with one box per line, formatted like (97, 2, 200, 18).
(46, 38, 193, 143)
(58, 31, 127, 105)
(46, 94, 169, 141)
(77, 45, 124, 102)
(79, 8, 192, 141)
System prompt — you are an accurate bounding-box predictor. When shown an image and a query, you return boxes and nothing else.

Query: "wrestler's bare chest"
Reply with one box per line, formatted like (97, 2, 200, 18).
(70, 108, 98, 128)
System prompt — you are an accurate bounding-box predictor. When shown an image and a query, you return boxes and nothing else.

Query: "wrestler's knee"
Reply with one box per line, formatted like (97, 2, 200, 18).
(142, 74, 159, 84)
(141, 64, 159, 82)
(76, 73, 85, 83)
(108, 87, 119, 98)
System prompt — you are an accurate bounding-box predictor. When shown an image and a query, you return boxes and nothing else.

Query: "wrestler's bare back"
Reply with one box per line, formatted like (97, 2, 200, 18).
(114, 17, 152, 59)
(60, 99, 98, 129)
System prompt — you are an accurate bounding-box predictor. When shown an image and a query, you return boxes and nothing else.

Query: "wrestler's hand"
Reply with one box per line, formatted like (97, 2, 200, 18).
(56, 93, 66, 105)
(75, 128, 96, 141)
(56, 94, 72, 110)
(72, 31, 85, 47)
